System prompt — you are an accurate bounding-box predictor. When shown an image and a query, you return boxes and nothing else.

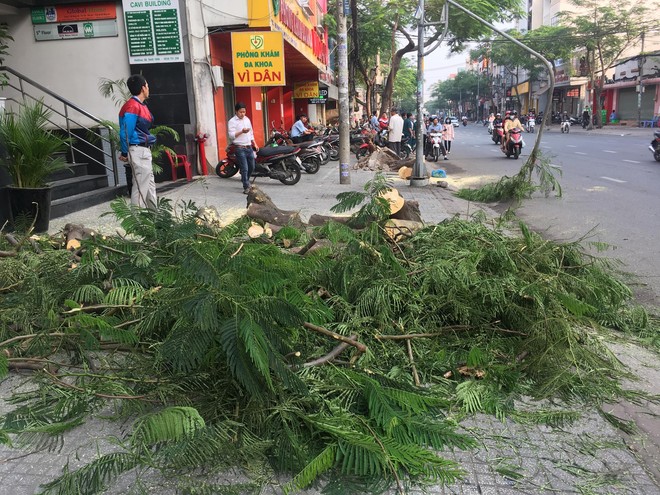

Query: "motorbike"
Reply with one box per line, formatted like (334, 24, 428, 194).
(492, 123, 504, 145)
(427, 131, 446, 161)
(216, 144, 302, 185)
(525, 117, 536, 133)
(322, 134, 339, 161)
(461, 116, 468, 127)
(400, 136, 414, 159)
(294, 140, 326, 174)
(649, 130, 660, 162)
(503, 128, 523, 159)
(487, 120, 494, 135)
(560, 119, 571, 134)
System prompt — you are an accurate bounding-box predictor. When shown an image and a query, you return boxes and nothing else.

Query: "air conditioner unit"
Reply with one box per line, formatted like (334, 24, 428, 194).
(315, 24, 324, 36)
(297, 0, 314, 16)
(211, 65, 224, 88)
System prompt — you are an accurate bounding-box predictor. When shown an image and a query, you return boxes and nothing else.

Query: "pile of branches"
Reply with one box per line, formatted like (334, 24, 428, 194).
(0, 174, 654, 494)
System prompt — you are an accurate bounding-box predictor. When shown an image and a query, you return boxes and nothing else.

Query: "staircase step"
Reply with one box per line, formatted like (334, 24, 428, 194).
(50, 174, 109, 200)
(50, 162, 90, 181)
(51, 185, 127, 219)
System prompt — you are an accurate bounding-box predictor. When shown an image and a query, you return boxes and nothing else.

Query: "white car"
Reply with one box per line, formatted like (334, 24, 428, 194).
(449, 117, 459, 127)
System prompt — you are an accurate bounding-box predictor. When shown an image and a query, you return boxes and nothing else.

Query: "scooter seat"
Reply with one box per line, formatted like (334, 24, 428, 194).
(258, 146, 296, 157)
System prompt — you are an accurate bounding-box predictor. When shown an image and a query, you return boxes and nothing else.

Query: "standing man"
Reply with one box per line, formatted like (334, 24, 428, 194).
(228, 102, 259, 194)
(291, 114, 315, 143)
(370, 111, 379, 132)
(387, 108, 404, 156)
(119, 74, 157, 209)
(402, 112, 415, 150)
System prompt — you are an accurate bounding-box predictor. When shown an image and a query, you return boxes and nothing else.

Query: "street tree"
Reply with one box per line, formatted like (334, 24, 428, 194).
(346, 0, 523, 116)
(426, 70, 480, 116)
(470, 26, 575, 113)
(558, 0, 649, 127)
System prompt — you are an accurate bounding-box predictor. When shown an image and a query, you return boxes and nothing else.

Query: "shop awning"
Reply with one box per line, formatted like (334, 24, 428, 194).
(532, 86, 550, 98)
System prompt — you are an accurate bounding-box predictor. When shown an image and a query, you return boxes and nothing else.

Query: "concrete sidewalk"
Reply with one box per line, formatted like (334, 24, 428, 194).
(1, 161, 658, 494)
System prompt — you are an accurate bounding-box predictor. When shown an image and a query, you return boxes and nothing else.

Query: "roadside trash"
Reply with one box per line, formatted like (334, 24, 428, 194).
(431, 169, 447, 178)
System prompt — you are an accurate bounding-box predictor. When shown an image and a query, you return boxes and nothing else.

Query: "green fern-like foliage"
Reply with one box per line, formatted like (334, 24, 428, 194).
(0, 180, 655, 494)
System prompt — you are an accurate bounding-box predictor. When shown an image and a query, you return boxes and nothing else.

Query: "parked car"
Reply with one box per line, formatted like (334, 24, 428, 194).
(449, 116, 459, 127)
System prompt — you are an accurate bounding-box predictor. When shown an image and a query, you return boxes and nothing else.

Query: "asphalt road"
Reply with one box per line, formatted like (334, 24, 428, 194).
(441, 122, 660, 309)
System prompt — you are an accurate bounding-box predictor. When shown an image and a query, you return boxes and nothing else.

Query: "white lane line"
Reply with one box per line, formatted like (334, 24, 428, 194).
(601, 176, 627, 183)
(603, 150, 617, 153)
(575, 151, 587, 155)
(567, 145, 577, 148)
(551, 164, 562, 169)
(623, 159, 640, 164)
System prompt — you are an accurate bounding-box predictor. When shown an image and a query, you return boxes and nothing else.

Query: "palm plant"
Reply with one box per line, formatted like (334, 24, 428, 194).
(0, 100, 69, 188)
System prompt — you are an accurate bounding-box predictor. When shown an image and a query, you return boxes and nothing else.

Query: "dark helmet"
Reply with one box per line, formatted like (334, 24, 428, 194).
(655, 129, 660, 139)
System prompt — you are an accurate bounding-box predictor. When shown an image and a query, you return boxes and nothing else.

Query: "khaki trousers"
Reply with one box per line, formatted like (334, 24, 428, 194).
(128, 145, 157, 209)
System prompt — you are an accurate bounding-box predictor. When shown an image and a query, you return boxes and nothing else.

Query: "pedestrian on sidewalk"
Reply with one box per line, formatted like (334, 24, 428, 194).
(387, 108, 404, 156)
(228, 102, 259, 194)
(403, 112, 415, 150)
(118, 74, 157, 209)
(442, 117, 455, 154)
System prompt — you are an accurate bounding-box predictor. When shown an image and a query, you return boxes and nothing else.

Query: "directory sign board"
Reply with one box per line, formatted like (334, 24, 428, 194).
(122, 0, 184, 64)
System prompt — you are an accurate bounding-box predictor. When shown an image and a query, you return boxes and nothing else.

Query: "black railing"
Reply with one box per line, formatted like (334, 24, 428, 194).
(0, 66, 119, 187)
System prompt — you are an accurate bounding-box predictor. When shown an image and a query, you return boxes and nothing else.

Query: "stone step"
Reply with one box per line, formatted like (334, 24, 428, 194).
(50, 174, 109, 201)
(51, 185, 127, 219)
(49, 162, 90, 181)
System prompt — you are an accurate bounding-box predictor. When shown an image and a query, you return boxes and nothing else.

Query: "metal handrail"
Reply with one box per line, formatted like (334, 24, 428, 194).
(0, 66, 119, 187)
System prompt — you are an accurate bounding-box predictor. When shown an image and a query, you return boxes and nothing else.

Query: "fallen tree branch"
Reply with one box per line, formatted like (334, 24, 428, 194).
(302, 322, 367, 354)
(0, 250, 17, 258)
(297, 237, 317, 256)
(302, 334, 357, 367)
(376, 325, 526, 340)
(406, 340, 421, 386)
(43, 369, 153, 401)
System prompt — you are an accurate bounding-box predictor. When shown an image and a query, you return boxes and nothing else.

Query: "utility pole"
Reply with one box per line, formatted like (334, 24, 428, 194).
(337, 0, 350, 184)
(637, 31, 645, 128)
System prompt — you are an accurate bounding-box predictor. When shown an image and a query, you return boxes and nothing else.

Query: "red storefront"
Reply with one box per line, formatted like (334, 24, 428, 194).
(209, 0, 329, 154)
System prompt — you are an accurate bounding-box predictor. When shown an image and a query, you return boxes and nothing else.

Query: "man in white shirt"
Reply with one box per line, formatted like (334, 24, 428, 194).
(228, 102, 259, 194)
(387, 108, 404, 156)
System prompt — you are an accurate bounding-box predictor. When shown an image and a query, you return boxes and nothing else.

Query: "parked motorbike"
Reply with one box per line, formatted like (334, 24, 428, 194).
(503, 128, 523, 159)
(216, 144, 302, 185)
(428, 131, 446, 161)
(649, 130, 660, 162)
(295, 140, 325, 174)
(400, 136, 414, 159)
(492, 123, 504, 145)
(525, 117, 536, 133)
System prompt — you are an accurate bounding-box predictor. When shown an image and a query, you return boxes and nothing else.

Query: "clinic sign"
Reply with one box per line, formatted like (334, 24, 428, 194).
(122, 0, 184, 64)
(293, 81, 319, 99)
(231, 32, 285, 87)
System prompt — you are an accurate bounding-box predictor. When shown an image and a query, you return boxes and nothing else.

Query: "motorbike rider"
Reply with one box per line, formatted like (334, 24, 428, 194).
(650, 129, 660, 151)
(502, 110, 522, 151)
(427, 117, 447, 160)
(291, 114, 315, 143)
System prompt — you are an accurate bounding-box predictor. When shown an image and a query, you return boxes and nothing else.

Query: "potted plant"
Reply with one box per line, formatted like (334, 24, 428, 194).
(0, 100, 70, 232)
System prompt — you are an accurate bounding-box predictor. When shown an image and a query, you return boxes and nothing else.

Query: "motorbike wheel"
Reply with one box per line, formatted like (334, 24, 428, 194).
(279, 159, 302, 185)
(215, 160, 239, 178)
(399, 147, 410, 160)
(654, 151, 660, 162)
(433, 148, 439, 162)
(356, 148, 370, 161)
(302, 157, 320, 174)
(560, 126, 565, 134)
(319, 148, 330, 165)
(329, 146, 339, 161)
(513, 148, 520, 159)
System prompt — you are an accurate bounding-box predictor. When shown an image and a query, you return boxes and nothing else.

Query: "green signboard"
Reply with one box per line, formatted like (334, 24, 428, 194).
(122, 0, 184, 64)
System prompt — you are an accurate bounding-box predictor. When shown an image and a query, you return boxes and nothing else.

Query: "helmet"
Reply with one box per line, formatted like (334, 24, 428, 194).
(513, 110, 518, 116)
(496, 113, 501, 117)
(655, 129, 660, 139)
(505, 110, 511, 116)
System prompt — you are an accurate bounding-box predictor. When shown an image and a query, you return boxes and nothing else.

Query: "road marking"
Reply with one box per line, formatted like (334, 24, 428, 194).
(623, 159, 640, 164)
(601, 176, 627, 183)
(575, 151, 587, 155)
(603, 150, 617, 153)
(551, 164, 562, 169)
(567, 145, 577, 148)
